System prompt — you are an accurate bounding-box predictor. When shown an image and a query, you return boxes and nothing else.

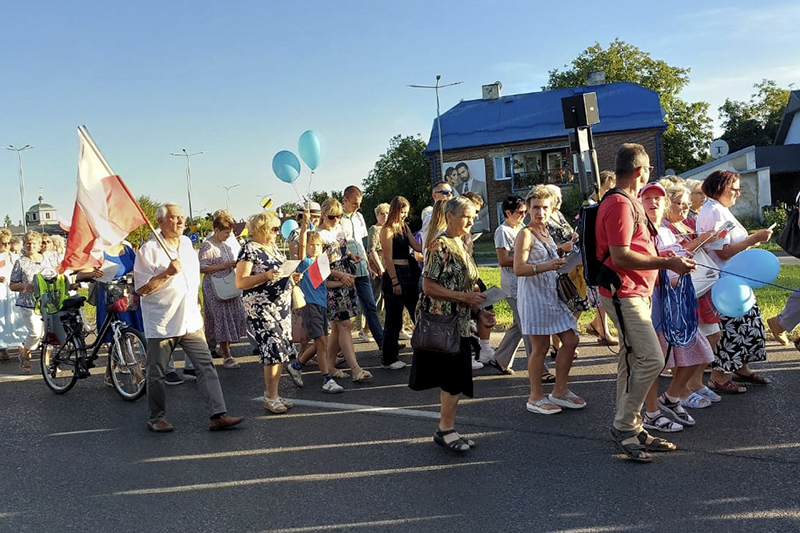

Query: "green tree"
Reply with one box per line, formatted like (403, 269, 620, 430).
(278, 201, 302, 217)
(361, 134, 431, 229)
(126, 195, 159, 248)
(3, 215, 10, 228)
(719, 79, 792, 152)
(308, 190, 342, 206)
(544, 38, 713, 173)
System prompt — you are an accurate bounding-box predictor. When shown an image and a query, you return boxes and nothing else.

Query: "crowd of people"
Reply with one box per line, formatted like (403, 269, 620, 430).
(0, 143, 789, 459)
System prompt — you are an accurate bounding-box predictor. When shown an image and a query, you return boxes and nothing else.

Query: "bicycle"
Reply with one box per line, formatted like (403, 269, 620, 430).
(37, 272, 147, 401)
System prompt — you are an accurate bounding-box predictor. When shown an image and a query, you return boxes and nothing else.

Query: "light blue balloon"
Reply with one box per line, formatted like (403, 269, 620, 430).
(298, 130, 321, 170)
(711, 276, 755, 318)
(281, 219, 299, 240)
(722, 248, 780, 289)
(272, 150, 301, 184)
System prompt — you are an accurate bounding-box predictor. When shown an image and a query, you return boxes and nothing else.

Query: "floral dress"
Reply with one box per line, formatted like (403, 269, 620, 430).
(238, 241, 295, 365)
(199, 238, 247, 344)
(318, 227, 358, 321)
(409, 235, 477, 397)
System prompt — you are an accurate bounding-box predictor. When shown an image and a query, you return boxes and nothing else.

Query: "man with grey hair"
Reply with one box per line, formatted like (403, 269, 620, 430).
(134, 202, 243, 433)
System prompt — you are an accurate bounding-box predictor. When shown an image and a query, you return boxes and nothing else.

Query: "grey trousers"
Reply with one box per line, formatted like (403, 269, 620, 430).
(493, 297, 531, 368)
(147, 329, 227, 423)
(776, 290, 800, 332)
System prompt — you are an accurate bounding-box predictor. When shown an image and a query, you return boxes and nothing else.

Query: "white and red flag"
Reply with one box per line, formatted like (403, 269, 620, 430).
(307, 251, 330, 289)
(58, 127, 149, 273)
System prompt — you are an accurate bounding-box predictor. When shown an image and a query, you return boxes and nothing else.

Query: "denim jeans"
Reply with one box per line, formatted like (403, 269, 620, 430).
(354, 275, 384, 348)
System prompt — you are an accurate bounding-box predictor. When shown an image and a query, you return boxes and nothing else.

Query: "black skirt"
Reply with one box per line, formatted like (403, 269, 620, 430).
(408, 337, 473, 397)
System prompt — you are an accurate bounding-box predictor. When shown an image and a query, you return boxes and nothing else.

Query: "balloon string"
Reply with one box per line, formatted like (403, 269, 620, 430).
(291, 182, 305, 204)
(308, 170, 314, 198)
(695, 263, 800, 293)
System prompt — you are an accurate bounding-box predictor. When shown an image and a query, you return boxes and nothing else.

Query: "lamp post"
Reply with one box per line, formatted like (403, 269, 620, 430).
(219, 184, 240, 211)
(169, 149, 206, 224)
(409, 75, 462, 180)
(5, 144, 34, 234)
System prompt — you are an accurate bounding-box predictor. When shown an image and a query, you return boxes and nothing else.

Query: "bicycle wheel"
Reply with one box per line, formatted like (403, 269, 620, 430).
(40, 338, 81, 394)
(110, 327, 147, 401)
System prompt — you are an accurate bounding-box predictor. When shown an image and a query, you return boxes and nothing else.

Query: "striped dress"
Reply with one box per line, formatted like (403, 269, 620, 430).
(517, 231, 577, 336)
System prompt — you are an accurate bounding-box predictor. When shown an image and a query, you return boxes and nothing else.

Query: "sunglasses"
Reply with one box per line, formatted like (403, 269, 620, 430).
(327, 215, 342, 221)
(436, 189, 453, 196)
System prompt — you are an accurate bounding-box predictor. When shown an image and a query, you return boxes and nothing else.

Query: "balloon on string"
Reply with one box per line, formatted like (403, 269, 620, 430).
(722, 248, 780, 289)
(711, 276, 755, 318)
(298, 130, 321, 170)
(272, 151, 301, 183)
(281, 219, 299, 240)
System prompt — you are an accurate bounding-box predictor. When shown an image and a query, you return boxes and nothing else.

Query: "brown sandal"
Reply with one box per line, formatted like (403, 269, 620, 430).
(708, 379, 746, 394)
(732, 371, 771, 385)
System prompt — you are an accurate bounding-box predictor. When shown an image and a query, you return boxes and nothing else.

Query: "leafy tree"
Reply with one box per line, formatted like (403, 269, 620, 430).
(719, 79, 792, 152)
(278, 201, 302, 217)
(3, 215, 10, 228)
(544, 38, 713, 173)
(361, 134, 432, 229)
(126, 195, 159, 248)
(307, 190, 342, 206)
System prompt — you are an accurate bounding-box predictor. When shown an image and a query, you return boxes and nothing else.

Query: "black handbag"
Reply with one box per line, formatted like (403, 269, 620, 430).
(411, 311, 461, 354)
(777, 207, 800, 258)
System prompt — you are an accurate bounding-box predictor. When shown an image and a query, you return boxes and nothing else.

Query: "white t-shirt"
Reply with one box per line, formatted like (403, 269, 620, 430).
(134, 234, 203, 338)
(695, 198, 748, 268)
(494, 222, 522, 298)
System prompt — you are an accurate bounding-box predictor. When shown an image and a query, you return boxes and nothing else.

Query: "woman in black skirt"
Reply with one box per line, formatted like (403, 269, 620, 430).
(409, 196, 486, 453)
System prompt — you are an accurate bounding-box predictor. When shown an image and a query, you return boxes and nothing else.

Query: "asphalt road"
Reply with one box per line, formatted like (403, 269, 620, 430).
(1, 332, 799, 533)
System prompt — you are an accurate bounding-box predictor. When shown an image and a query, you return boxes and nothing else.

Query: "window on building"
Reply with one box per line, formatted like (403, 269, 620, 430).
(46, 213, 51, 219)
(494, 147, 571, 189)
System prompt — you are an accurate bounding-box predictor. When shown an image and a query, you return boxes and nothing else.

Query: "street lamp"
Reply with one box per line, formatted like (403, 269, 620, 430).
(169, 148, 206, 224)
(219, 184, 240, 211)
(409, 75, 462, 180)
(5, 144, 34, 233)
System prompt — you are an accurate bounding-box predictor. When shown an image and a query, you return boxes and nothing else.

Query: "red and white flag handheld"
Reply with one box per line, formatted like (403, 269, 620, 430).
(58, 126, 149, 273)
(307, 251, 330, 289)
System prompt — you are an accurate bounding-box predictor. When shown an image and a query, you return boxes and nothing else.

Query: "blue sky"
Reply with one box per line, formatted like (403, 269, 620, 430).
(2, 0, 798, 226)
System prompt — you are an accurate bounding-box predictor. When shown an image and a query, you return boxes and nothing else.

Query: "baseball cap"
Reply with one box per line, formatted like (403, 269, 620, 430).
(638, 182, 666, 198)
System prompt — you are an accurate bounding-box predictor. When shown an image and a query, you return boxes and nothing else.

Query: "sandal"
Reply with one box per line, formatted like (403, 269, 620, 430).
(695, 386, 721, 403)
(731, 371, 772, 385)
(597, 336, 619, 346)
(708, 379, 746, 394)
(223, 356, 240, 369)
(541, 372, 556, 384)
(585, 324, 600, 337)
(636, 430, 676, 452)
(352, 369, 373, 382)
(433, 429, 470, 453)
(642, 411, 683, 433)
(549, 390, 587, 409)
(334, 354, 347, 367)
(526, 396, 562, 415)
(488, 359, 514, 375)
(330, 369, 349, 379)
(609, 427, 652, 463)
(657, 393, 696, 426)
(680, 392, 712, 409)
(263, 397, 288, 414)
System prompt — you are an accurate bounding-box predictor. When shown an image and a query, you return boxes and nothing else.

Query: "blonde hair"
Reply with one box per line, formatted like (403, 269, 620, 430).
(425, 199, 447, 251)
(24, 230, 42, 243)
(50, 235, 65, 253)
(0, 228, 11, 241)
(374, 203, 390, 218)
(305, 231, 323, 246)
(525, 184, 554, 204)
(321, 197, 343, 218)
(248, 212, 278, 243)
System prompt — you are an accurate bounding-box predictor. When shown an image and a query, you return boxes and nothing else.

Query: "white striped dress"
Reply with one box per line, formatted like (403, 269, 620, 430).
(517, 233, 578, 336)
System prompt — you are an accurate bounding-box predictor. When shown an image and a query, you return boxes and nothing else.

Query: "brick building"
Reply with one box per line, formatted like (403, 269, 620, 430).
(425, 81, 667, 231)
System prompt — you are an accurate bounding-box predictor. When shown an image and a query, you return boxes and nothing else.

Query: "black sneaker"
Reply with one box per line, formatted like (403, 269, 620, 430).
(165, 371, 184, 386)
(183, 368, 197, 381)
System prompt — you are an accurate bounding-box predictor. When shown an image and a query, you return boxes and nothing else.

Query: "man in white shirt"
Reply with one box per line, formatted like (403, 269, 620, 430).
(134, 203, 243, 433)
(455, 162, 488, 232)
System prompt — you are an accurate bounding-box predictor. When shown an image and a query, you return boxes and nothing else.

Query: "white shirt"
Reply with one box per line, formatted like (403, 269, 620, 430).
(341, 210, 369, 277)
(494, 222, 523, 298)
(695, 198, 748, 268)
(134, 234, 203, 338)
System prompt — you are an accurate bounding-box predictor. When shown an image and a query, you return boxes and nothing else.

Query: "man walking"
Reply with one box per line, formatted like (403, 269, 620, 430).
(595, 144, 694, 462)
(134, 202, 244, 433)
(341, 186, 384, 348)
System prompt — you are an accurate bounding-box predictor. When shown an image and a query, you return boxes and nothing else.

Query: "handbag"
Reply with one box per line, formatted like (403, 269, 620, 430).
(291, 284, 306, 310)
(411, 311, 460, 354)
(291, 309, 308, 344)
(530, 228, 589, 313)
(211, 271, 242, 300)
(777, 207, 800, 258)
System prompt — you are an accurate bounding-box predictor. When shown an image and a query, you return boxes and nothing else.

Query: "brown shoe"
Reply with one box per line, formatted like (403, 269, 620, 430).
(147, 420, 175, 433)
(767, 317, 789, 346)
(209, 414, 244, 431)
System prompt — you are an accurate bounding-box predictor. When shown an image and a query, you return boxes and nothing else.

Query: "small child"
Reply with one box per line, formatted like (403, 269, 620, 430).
(287, 230, 344, 393)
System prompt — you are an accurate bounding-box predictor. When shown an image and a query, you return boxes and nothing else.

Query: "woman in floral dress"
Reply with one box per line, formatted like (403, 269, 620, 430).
(199, 211, 247, 369)
(236, 212, 301, 414)
(317, 198, 373, 383)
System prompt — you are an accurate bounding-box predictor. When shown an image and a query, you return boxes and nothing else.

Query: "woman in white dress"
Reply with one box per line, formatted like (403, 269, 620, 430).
(514, 185, 585, 415)
(0, 229, 24, 360)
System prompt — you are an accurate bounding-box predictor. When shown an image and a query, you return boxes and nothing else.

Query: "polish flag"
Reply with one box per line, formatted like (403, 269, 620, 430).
(58, 127, 149, 273)
(307, 251, 330, 289)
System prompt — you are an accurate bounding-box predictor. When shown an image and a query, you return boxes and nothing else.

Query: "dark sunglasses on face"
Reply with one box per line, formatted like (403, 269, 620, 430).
(327, 215, 341, 221)
(436, 189, 453, 196)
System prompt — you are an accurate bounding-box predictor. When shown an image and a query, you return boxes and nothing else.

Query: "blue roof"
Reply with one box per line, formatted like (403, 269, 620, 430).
(425, 81, 666, 153)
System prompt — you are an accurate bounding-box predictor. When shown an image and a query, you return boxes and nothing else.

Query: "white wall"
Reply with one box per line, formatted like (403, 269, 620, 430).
(784, 110, 800, 145)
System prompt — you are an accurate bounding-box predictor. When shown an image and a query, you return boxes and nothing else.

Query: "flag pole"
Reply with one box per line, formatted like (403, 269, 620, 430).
(78, 126, 174, 260)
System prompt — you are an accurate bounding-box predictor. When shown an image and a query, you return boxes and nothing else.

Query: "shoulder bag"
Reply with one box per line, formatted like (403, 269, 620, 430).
(411, 310, 460, 354)
(211, 271, 242, 300)
(530, 228, 589, 313)
(777, 207, 800, 259)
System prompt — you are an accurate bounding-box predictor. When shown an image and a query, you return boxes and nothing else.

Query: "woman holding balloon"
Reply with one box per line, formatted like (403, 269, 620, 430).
(696, 170, 773, 393)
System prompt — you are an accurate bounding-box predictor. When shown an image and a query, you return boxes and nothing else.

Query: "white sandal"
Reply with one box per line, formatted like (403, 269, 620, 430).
(643, 411, 683, 433)
(223, 356, 240, 369)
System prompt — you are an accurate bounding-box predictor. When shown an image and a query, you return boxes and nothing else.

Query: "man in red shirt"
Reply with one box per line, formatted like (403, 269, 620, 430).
(595, 143, 695, 462)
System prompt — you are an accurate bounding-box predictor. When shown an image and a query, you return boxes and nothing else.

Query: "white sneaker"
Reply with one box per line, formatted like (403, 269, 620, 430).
(478, 344, 495, 364)
(322, 379, 344, 394)
(471, 360, 484, 370)
(287, 364, 304, 387)
(383, 360, 407, 370)
(358, 331, 374, 343)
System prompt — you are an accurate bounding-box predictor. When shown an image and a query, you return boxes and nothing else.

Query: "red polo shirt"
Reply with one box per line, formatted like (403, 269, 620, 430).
(595, 193, 658, 298)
